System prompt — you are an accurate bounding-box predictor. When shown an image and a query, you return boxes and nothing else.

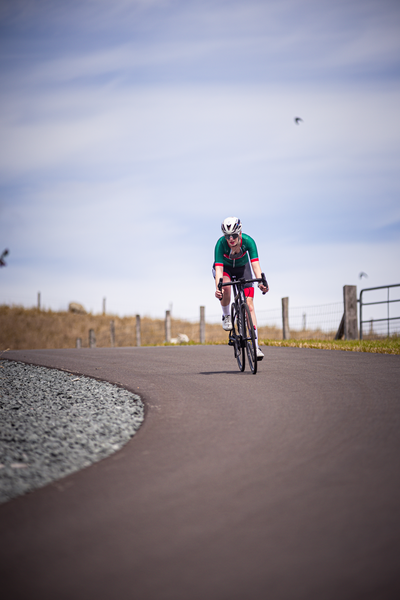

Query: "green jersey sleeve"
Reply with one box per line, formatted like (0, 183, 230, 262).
(242, 233, 259, 262)
(214, 236, 228, 267)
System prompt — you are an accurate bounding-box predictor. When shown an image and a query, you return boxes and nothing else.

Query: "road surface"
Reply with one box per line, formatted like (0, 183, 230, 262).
(1, 345, 400, 600)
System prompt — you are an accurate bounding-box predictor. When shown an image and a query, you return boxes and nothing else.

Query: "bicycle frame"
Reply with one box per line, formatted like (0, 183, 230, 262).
(231, 279, 246, 311)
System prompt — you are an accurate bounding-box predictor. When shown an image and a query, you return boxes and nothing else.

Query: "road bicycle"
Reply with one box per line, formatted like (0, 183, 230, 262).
(218, 274, 268, 375)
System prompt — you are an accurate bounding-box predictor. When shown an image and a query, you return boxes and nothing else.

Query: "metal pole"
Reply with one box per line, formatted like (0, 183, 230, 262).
(388, 287, 390, 338)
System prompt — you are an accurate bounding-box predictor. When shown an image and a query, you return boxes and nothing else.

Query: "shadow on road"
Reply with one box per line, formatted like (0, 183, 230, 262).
(199, 370, 244, 375)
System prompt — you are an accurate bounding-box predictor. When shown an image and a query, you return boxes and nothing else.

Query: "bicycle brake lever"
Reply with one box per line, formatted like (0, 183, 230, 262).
(261, 273, 269, 294)
(218, 277, 223, 300)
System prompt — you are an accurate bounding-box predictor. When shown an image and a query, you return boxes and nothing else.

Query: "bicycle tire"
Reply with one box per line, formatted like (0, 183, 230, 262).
(231, 302, 245, 372)
(242, 302, 257, 374)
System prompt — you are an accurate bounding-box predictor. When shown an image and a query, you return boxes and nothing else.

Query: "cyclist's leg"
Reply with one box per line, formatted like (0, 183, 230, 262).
(221, 275, 231, 308)
(239, 260, 260, 343)
(242, 261, 257, 332)
(245, 294, 263, 359)
(220, 275, 232, 329)
(246, 294, 257, 329)
(246, 294, 264, 359)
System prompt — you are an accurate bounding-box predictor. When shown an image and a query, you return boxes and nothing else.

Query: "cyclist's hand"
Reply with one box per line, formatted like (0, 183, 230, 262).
(215, 289, 223, 300)
(258, 284, 269, 295)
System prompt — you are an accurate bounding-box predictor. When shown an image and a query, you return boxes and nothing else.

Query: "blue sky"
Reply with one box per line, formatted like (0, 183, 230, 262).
(1, 0, 400, 325)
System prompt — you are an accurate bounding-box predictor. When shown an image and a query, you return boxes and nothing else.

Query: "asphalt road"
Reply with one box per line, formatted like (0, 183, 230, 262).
(1, 345, 400, 600)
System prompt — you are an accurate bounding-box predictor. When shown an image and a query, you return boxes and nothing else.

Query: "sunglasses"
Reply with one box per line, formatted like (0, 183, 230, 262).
(225, 233, 239, 240)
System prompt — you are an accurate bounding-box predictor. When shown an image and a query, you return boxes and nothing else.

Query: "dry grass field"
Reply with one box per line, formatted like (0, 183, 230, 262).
(1, 305, 398, 354)
(0, 305, 285, 350)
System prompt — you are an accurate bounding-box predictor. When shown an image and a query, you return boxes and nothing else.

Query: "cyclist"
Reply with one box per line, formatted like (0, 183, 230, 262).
(213, 217, 268, 360)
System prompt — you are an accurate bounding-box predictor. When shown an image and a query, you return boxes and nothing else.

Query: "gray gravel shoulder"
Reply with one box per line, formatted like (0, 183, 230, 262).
(0, 359, 144, 504)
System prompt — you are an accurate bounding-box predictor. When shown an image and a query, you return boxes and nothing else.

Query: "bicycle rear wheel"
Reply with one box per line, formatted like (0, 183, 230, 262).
(242, 302, 257, 374)
(231, 302, 245, 371)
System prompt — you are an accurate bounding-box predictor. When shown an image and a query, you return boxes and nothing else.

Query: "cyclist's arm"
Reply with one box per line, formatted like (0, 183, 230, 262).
(215, 264, 224, 299)
(214, 237, 227, 299)
(251, 259, 269, 293)
(251, 259, 262, 279)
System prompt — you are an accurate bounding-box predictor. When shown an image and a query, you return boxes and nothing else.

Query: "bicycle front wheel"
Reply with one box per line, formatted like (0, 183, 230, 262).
(242, 302, 257, 374)
(231, 302, 245, 372)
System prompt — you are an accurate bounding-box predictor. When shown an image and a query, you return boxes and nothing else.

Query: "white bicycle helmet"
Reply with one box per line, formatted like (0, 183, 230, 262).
(221, 217, 242, 235)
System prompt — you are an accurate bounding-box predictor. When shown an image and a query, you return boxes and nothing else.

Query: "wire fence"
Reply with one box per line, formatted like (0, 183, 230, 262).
(78, 317, 206, 348)
(260, 302, 344, 340)
(77, 301, 346, 348)
(55, 298, 400, 348)
(208, 301, 343, 339)
(4, 295, 398, 351)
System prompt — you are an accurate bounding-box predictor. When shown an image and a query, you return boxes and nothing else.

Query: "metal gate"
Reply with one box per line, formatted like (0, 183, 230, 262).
(359, 284, 400, 340)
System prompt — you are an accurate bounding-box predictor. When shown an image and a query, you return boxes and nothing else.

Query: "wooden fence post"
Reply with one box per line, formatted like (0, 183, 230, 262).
(200, 306, 205, 344)
(76, 338, 82, 349)
(110, 320, 115, 348)
(165, 310, 171, 343)
(37, 292, 41, 311)
(89, 329, 96, 348)
(136, 315, 141, 347)
(103, 297, 106, 315)
(343, 285, 358, 340)
(282, 297, 290, 340)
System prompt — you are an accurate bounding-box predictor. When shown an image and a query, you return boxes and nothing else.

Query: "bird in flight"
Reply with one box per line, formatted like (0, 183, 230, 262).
(359, 272, 368, 279)
(0, 248, 9, 267)
(294, 117, 303, 125)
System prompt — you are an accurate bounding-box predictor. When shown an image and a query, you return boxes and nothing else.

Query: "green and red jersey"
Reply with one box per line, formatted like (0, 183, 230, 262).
(214, 233, 259, 270)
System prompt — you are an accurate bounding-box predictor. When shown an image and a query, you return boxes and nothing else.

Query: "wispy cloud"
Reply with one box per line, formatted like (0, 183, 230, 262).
(1, 0, 399, 318)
